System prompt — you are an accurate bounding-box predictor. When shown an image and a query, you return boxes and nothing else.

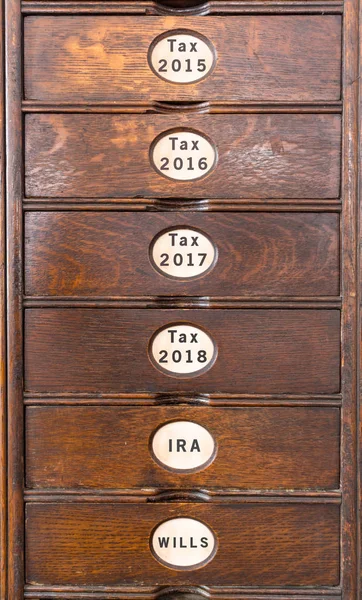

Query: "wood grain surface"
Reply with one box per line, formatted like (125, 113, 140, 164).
(24, 211, 340, 298)
(25, 114, 341, 199)
(24, 309, 340, 394)
(339, 0, 361, 595)
(1, 0, 359, 594)
(0, 0, 5, 593)
(4, 0, 25, 597)
(24, 16, 342, 103)
(22, 0, 344, 5)
(25, 502, 340, 587)
(25, 405, 340, 490)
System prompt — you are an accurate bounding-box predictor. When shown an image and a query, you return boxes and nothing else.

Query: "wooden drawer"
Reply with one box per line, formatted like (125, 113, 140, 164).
(24, 308, 340, 394)
(25, 114, 341, 199)
(25, 502, 340, 587)
(24, 212, 340, 298)
(26, 406, 340, 491)
(24, 16, 342, 103)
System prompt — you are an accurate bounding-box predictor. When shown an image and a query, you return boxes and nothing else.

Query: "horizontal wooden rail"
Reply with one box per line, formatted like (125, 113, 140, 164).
(23, 297, 343, 309)
(22, 101, 343, 114)
(24, 584, 342, 600)
(21, 0, 344, 14)
(23, 392, 343, 407)
(23, 199, 343, 212)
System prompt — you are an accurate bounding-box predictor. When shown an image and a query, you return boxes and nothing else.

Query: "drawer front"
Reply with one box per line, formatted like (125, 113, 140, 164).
(25, 502, 340, 587)
(26, 406, 340, 490)
(24, 308, 340, 394)
(24, 16, 342, 103)
(25, 114, 341, 199)
(24, 212, 340, 298)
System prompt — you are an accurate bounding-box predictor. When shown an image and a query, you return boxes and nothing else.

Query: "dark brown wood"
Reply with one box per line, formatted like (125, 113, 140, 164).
(21, 0, 345, 14)
(23, 198, 343, 212)
(24, 16, 342, 103)
(359, 0, 362, 593)
(5, 0, 24, 598)
(24, 394, 343, 406)
(22, 101, 343, 114)
(22, 586, 344, 600)
(25, 113, 341, 199)
(25, 502, 340, 587)
(21, 588, 345, 600)
(25, 405, 340, 491)
(340, 0, 361, 596)
(24, 212, 340, 298)
(2, 0, 361, 595)
(0, 0, 6, 594)
(23, 300, 342, 310)
(24, 308, 340, 394)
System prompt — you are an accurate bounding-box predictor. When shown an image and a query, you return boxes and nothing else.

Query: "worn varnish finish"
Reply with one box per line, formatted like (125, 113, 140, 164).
(0, 0, 6, 593)
(2, 0, 361, 596)
(25, 406, 340, 490)
(5, 0, 24, 597)
(25, 502, 340, 587)
(340, 0, 360, 594)
(24, 212, 340, 298)
(25, 114, 341, 199)
(20, 0, 346, 7)
(24, 308, 340, 394)
(24, 16, 342, 103)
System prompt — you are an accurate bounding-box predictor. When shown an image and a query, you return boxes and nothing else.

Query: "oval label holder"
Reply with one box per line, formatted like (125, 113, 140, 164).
(148, 29, 217, 85)
(150, 517, 217, 570)
(150, 129, 218, 182)
(150, 227, 217, 280)
(151, 421, 217, 473)
(149, 323, 217, 378)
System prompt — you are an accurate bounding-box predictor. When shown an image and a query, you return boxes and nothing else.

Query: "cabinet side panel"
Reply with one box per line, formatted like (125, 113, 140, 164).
(0, 0, 6, 595)
(341, 0, 360, 595)
(5, 0, 24, 598)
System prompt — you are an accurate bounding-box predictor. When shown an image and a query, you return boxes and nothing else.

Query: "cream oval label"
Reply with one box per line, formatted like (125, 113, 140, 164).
(148, 30, 216, 84)
(151, 421, 216, 473)
(150, 227, 217, 279)
(149, 323, 217, 377)
(150, 129, 217, 182)
(150, 517, 217, 570)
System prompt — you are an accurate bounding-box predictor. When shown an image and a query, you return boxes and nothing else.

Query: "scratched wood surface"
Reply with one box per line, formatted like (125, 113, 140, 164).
(24, 309, 340, 394)
(0, 0, 5, 593)
(24, 16, 342, 103)
(2, 0, 361, 593)
(25, 405, 340, 490)
(25, 114, 341, 199)
(24, 211, 340, 298)
(24, 0, 344, 4)
(25, 502, 340, 587)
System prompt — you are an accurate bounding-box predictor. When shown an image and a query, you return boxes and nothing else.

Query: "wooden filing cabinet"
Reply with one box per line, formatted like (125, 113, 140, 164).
(0, 0, 360, 599)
